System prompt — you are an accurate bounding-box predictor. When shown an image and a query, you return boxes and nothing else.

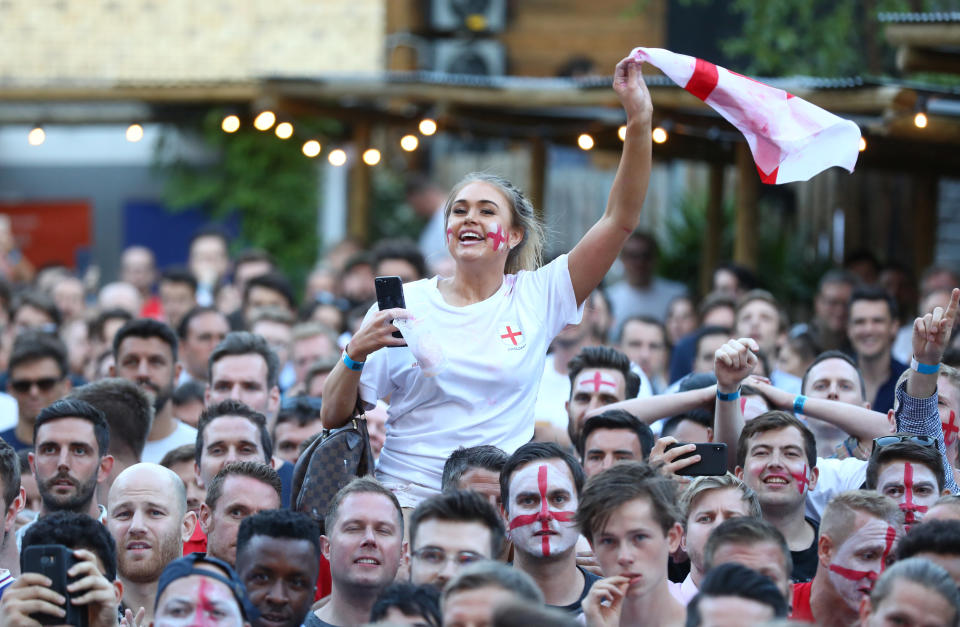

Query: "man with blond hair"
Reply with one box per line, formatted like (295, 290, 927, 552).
(789, 490, 903, 626)
(670, 473, 761, 604)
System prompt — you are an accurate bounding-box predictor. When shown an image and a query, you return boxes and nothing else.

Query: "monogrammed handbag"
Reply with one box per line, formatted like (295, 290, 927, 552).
(291, 401, 375, 532)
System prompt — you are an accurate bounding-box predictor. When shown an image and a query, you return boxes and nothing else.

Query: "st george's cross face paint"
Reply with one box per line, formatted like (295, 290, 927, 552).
(877, 461, 939, 529)
(506, 460, 580, 559)
(826, 516, 899, 610)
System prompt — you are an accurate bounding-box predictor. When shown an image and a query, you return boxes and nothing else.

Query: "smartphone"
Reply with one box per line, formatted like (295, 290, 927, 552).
(22, 544, 88, 627)
(664, 442, 728, 476)
(375, 276, 406, 340)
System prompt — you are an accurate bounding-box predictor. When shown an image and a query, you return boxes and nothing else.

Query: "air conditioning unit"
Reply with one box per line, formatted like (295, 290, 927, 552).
(430, 39, 507, 76)
(428, 0, 507, 33)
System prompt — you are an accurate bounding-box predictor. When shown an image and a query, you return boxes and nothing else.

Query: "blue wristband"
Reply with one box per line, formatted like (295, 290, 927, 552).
(342, 349, 365, 371)
(793, 394, 807, 414)
(911, 357, 940, 375)
(717, 387, 741, 402)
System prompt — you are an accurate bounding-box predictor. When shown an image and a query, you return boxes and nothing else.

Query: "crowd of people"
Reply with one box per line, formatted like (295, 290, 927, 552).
(1, 56, 960, 627)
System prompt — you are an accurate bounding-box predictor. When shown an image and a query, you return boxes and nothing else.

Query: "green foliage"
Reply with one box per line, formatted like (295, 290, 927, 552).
(368, 168, 425, 244)
(658, 192, 733, 292)
(657, 191, 831, 307)
(159, 109, 339, 291)
(671, 0, 952, 77)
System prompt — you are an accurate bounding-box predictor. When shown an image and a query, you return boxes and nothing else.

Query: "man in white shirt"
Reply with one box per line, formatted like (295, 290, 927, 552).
(112, 319, 197, 463)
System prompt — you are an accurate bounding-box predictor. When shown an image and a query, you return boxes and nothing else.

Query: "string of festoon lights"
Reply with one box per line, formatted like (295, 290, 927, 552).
(219, 110, 436, 167)
(20, 101, 901, 159)
(26, 122, 147, 146)
(24, 104, 901, 154)
(219, 110, 689, 165)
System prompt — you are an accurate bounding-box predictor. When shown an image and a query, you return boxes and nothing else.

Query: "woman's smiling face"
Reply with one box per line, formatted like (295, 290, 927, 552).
(445, 181, 521, 263)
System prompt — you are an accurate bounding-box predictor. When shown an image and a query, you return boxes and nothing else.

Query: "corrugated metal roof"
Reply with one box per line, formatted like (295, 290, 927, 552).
(291, 70, 873, 91)
(878, 12, 960, 23)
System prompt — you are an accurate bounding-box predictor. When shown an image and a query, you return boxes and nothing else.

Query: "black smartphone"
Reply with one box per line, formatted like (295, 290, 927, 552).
(664, 442, 728, 476)
(375, 276, 406, 339)
(22, 544, 88, 627)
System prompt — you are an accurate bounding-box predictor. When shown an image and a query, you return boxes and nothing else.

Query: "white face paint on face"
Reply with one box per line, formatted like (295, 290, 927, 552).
(876, 461, 939, 528)
(506, 459, 579, 559)
(826, 515, 899, 610)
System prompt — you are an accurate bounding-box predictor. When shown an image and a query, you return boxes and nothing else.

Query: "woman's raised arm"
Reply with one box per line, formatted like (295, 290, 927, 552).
(568, 55, 653, 306)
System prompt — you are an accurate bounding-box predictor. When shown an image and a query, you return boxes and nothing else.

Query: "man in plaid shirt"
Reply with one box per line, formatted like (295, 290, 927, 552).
(895, 287, 960, 495)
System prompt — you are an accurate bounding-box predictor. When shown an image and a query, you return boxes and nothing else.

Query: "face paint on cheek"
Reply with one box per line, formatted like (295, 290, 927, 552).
(486, 224, 508, 251)
(790, 464, 810, 495)
(900, 462, 929, 527)
(507, 465, 578, 558)
(446, 228, 453, 244)
(943, 410, 958, 446)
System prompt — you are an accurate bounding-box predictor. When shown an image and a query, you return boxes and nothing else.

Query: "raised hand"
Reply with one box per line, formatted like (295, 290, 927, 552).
(67, 549, 120, 627)
(613, 56, 653, 124)
(649, 436, 699, 485)
(715, 337, 760, 392)
(913, 288, 959, 365)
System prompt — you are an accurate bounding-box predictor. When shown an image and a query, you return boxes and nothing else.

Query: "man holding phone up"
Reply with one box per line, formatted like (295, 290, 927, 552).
(0, 511, 122, 627)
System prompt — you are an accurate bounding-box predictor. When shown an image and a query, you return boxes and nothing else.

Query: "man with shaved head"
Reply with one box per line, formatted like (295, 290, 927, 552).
(106, 462, 197, 624)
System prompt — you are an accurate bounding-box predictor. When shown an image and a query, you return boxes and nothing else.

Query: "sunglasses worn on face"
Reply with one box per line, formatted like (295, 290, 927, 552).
(872, 434, 937, 452)
(10, 377, 62, 394)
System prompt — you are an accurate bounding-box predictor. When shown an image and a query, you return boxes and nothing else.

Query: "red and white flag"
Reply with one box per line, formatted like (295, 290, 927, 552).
(631, 47, 862, 184)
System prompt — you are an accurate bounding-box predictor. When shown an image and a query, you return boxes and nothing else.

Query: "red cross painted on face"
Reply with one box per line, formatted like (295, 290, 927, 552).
(501, 326, 523, 345)
(507, 465, 576, 557)
(579, 371, 617, 393)
(486, 224, 508, 251)
(943, 410, 959, 447)
(791, 463, 810, 495)
(446, 227, 453, 244)
(900, 461, 929, 526)
(193, 577, 218, 627)
(828, 525, 897, 583)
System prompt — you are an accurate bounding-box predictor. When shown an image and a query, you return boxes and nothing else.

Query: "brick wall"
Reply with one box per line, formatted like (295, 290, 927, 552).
(0, 0, 385, 85)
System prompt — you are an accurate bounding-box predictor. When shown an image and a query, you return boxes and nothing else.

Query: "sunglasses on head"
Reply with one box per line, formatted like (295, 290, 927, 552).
(10, 377, 62, 394)
(872, 434, 937, 452)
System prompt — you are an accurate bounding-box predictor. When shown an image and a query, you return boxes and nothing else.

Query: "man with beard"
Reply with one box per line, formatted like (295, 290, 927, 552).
(235, 509, 320, 627)
(112, 319, 197, 463)
(500, 442, 598, 616)
(17, 399, 114, 544)
(106, 462, 197, 624)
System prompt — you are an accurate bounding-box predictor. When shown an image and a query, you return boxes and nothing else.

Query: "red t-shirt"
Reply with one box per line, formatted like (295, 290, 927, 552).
(790, 581, 815, 623)
(183, 523, 207, 555)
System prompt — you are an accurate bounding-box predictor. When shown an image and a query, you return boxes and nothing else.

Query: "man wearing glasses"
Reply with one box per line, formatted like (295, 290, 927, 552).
(407, 490, 505, 590)
(0, 332, 71, 451)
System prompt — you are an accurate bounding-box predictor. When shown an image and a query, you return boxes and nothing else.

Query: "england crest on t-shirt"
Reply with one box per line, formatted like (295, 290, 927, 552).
(498, 324, 526, 350)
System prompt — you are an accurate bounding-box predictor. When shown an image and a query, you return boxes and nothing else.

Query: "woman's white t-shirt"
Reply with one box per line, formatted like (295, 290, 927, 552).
(358, 254, 582, 493)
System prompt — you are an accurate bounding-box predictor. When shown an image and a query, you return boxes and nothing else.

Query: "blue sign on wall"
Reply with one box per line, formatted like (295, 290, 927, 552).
(122, 200, 238, 269)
